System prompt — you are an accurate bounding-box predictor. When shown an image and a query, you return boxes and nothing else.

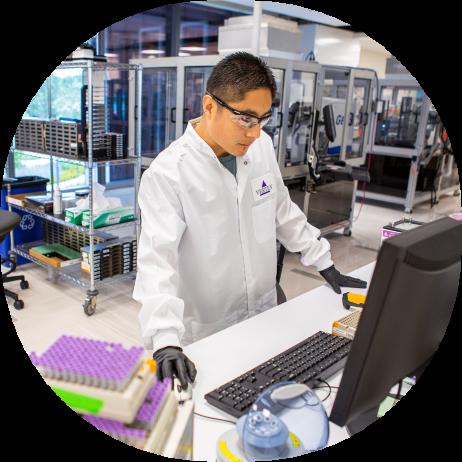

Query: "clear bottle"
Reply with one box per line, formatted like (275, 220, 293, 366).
(53, 185, 63, 215)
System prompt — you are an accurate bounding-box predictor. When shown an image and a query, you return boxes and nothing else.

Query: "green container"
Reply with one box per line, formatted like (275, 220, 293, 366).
(65, 207, 86, 225)
(82, 207, 135, 228)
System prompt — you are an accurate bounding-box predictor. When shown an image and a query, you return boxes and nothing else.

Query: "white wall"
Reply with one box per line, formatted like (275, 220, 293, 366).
(300, 23, 316, 58)
(359, 49, 388, 78)
(300, 25, 361, 66)
(300, 24, 390, 74)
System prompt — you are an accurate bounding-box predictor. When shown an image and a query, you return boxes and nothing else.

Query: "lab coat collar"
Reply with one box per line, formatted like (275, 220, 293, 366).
(185, 120, 219, 160)
(185, 120, 251, 165)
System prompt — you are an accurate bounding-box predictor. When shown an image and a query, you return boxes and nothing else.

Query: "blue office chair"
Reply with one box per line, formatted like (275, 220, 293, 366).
(1, 210, 29, 309)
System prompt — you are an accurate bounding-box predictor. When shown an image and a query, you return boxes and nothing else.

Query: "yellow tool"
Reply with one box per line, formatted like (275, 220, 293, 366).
(342, 292, 366, 310)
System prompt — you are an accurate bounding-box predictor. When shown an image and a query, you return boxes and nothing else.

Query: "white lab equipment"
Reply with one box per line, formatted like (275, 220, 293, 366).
(216, 382, 329, 461)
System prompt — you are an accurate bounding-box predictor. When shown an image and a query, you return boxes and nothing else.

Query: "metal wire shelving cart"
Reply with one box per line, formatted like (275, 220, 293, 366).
(8, 60, 142, 315)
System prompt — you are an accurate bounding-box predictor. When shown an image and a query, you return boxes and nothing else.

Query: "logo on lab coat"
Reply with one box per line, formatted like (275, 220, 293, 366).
(252, 174, 275, 202)
(257, 180, 272, 196)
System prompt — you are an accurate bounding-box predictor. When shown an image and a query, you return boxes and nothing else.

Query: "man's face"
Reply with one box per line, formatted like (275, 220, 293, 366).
(204, 88, 273, 156)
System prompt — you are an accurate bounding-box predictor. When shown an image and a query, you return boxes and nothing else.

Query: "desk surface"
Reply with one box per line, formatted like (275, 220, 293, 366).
(185, 262, 374, 461)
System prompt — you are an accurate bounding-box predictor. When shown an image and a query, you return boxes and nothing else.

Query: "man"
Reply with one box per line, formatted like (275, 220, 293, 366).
(134, 52, 366, 390)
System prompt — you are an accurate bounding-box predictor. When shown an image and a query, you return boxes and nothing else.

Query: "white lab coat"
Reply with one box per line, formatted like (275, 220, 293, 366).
(134, 120, 334, 352)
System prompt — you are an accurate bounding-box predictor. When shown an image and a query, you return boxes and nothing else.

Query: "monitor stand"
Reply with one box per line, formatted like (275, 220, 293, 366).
(345, 406, 380, 436)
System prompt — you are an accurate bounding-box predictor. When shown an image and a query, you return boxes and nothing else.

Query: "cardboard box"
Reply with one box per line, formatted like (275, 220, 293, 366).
(6, 191, 47, 207)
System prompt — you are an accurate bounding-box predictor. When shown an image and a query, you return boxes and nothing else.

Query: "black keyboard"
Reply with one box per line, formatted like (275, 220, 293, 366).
(204, 331, 351, 418)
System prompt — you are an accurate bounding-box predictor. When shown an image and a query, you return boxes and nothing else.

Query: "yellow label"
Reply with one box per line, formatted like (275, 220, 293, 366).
(289, 432, 300, 448)
(219, 439, 243, 462)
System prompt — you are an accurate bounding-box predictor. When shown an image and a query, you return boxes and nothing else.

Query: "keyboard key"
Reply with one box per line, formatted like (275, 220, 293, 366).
(267, 369, 280, 378)
(259, 366, 269, 374)
(222, 397, 236, 407)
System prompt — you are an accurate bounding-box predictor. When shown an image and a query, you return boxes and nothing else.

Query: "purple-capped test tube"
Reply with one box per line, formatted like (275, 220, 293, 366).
(28, 335, 145, 391)
(135, 378, 172, 430)
(83, 415, 147, 447)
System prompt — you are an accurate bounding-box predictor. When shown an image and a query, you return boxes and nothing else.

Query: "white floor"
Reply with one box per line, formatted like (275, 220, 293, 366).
(5, 192, 461, 356)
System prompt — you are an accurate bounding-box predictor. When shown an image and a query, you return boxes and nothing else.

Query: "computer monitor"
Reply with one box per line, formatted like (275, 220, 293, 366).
(329, 216, 462, 434)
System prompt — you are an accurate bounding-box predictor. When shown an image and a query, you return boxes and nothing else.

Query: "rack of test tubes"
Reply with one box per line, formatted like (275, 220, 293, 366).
(83, 378, 179, 452)
(29, 335, 156, 422)
(28, 335, 194, 456)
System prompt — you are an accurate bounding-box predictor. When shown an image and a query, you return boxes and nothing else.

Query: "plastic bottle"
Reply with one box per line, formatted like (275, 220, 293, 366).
(53, 185, 63, 215)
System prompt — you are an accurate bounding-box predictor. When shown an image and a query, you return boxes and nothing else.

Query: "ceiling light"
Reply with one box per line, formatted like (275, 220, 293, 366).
(141, 49, 165, 55)
(180, 46, 207, 52)
(317, 38, 342, 45)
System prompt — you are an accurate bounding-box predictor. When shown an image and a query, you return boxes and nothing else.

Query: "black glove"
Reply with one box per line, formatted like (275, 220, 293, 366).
(319, 265, 367, 294)
(152, 346, 197, 390)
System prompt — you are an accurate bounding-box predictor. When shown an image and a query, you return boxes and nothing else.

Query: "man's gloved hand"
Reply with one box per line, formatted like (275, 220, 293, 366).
(152, 346, 197, 390)
(319, 265, 367, 294)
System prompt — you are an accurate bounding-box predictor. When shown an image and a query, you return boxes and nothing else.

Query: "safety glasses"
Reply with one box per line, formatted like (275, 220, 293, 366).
(206, 91, 272, 129)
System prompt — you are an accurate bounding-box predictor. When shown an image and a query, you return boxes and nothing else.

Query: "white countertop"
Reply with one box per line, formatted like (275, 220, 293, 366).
(184, 262, 375, 461)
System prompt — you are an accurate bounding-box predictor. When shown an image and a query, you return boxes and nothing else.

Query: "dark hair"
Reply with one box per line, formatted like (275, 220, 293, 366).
(206, 52, 277, 103)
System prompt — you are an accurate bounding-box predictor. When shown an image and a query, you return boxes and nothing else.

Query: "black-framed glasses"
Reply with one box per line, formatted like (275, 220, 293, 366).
(206, 91, 272, 129)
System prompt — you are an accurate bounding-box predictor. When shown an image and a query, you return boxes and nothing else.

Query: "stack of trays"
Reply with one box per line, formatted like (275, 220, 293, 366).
(44, 120, 83, 158)
(88, 103, 111, 160)
(81, 238, 137, 281)
(15, 118, 44, 153)
(105, 132, 125, 159)
(43, 221, 116, 253)
(28, 335, 180, 453)
(15, 118, 84, 158)
(15, 116, 116, 160)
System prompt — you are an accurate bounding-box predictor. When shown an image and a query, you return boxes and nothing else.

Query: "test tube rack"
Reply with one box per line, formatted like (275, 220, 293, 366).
(28, 335, 194, 455)
(29, 335, 156, 423)
(83, 378, 179, 453)
(332, 309, 362, 340)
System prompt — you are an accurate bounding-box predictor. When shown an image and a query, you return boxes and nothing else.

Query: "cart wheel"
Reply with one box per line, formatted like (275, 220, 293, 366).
(20, 280, 29, 290)
(14, 299, 25, 310)
(83, 298, 96, 316)
(343, 228, 352, 237)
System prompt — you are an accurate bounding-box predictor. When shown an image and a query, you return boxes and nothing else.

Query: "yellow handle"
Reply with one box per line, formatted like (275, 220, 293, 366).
(348, 293, 367, 305)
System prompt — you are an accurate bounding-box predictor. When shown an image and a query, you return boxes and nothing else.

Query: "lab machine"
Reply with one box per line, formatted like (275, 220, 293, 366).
(130, 54, 323, 215)
(365, 75, 459, 213)
(304, 65, 377, 236)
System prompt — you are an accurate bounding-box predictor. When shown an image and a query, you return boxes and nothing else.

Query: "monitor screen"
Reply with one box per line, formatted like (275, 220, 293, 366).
(329, 216, 462, 434)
